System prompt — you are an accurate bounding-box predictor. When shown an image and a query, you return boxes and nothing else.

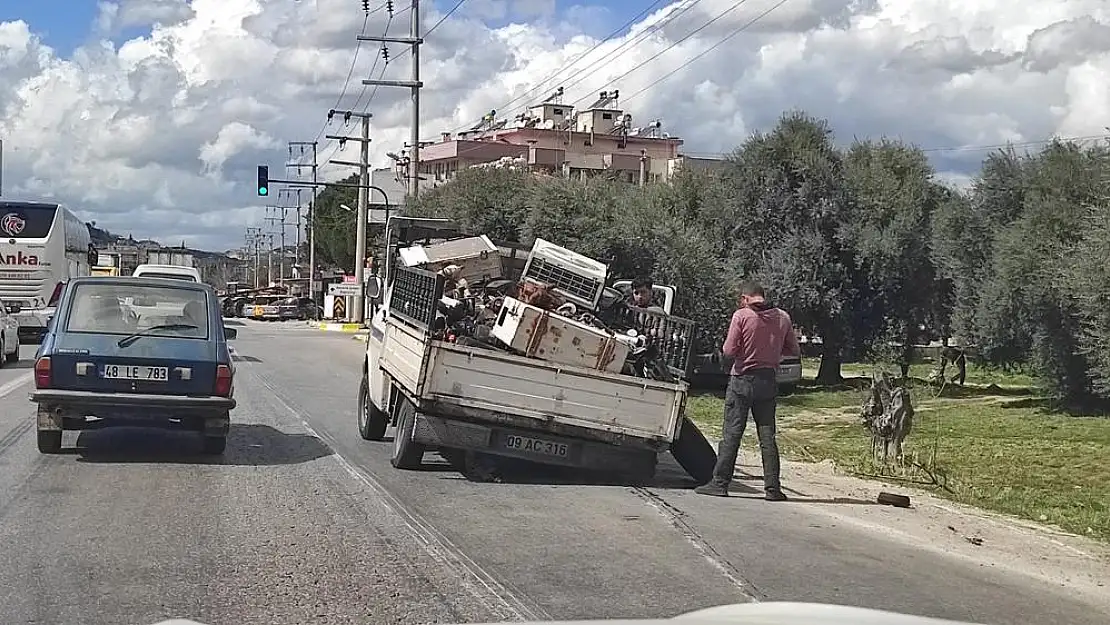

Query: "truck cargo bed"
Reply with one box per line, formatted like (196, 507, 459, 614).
(380, 318, 686, 445)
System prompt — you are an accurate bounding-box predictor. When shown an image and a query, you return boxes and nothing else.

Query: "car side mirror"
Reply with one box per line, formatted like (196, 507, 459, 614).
(224, 326, 237, 340)
(4, 303, 20, 313)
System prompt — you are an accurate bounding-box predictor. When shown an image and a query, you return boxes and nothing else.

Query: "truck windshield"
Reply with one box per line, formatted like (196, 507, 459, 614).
(65, 282, 209, 338)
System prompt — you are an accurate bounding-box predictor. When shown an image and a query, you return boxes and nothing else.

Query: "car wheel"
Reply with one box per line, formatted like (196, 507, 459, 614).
(390, 397, 424, 470)
(202, 435, 227, 455)
(5, 337, 18, 363)
(357, 373, 388, 441)
(37, 430, 62, 454)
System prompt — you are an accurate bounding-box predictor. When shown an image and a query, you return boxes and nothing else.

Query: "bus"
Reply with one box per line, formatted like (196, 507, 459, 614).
(0, 201, 98, 343)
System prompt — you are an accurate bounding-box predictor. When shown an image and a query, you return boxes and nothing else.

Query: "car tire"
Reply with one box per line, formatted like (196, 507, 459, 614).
(6, 339, 18, 363)
(390, 397, 424, 470)
(202, 435, 227, 455)
(357, 373, 388, 441)
(671, 417, 717, 484)
(37, 430, 62, 454)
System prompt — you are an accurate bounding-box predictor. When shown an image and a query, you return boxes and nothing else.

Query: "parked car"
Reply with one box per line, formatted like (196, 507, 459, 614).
(29, 276, 237, 455)
(0, 297, 21, 364)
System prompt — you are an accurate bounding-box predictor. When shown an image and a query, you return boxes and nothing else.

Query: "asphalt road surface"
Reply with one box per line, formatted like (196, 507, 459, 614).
(0, 322, 1105, 625)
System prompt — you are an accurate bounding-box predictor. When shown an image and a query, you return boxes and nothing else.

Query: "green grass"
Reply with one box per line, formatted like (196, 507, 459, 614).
(686, 363, 1110, 543)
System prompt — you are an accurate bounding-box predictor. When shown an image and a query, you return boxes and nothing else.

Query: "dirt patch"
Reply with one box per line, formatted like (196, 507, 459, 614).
(732, 454, 1110, 610)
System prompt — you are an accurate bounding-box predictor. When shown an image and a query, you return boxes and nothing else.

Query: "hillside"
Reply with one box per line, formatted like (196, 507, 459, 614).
(85, 222, 227, 259)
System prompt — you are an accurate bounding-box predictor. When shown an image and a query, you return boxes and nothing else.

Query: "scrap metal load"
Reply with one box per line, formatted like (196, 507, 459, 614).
(397, 235, 696, 381)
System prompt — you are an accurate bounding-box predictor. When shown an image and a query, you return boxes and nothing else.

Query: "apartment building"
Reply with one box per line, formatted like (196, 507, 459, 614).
(401, 90, 714, 187)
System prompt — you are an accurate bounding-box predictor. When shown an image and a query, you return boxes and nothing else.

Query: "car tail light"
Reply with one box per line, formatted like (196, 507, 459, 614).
(47, 281, 65, 307)
(214, 364, 233, 397)
(34, 357, 51, 388)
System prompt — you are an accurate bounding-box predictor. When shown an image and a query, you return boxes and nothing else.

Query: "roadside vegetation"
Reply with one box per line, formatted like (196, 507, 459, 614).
(312, 110, 1110, 542)
(686, 362, 1110, 544)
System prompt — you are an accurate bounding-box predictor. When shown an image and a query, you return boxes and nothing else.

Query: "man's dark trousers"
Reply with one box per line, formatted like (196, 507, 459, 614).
(709, 368, 782, 494)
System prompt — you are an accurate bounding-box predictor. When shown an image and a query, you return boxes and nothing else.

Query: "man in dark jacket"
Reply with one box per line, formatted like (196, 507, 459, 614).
(695, 281, 800, 500)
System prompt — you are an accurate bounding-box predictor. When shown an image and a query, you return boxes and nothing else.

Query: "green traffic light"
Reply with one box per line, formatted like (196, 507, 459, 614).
(258, 186, 268, 196)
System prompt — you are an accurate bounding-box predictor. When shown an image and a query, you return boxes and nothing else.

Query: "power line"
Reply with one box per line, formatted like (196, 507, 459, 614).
(427, 0, 468, 35)
(310, 11, 372, 145)
(620, 0, 790, 105)
(445, 0, 672, 134)
(316, 6, 404, 172)
(450, 0, 706, 133)
(569, 0, 756, 108)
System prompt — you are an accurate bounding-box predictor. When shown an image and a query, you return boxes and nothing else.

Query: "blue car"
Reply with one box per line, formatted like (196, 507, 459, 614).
(29, 276, 238, 455)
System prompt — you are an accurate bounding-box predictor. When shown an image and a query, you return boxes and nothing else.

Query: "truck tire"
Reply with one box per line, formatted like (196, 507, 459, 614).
(390, 397, 425, 470)
(671, 417, 717, 484)
(357, 373, 389, 440)
(37, 430, 62, 454)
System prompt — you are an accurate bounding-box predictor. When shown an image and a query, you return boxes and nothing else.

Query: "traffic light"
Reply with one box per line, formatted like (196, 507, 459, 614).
(257, 165, 269, 196)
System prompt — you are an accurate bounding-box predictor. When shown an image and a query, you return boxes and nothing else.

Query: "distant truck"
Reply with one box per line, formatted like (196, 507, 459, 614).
(146, 250, 196, 268)
(133, 264, 202, 283)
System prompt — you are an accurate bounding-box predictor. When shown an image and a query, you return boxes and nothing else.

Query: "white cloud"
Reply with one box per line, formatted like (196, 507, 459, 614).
(0, 0, 1108, 250)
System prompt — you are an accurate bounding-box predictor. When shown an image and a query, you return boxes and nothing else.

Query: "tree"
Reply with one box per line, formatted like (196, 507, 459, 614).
(842, 139, 941, 374)
(1062, 203, 1110, 400)
(406, 167, 533, 241)
(311, 174, 358, 270)
(718, 111, 860, 383)
(972, 141, 1110, 406)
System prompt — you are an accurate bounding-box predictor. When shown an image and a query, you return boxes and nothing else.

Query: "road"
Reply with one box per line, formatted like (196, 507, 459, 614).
(0, 321, 1105, 625)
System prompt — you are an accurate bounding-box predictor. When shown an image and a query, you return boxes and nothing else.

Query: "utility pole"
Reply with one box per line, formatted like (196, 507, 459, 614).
(360, 0, 422, 197)
(266, 232, 274, 286)
(287, 141, 318, 301)
(327, 110, 372, 323)
(245, 227, 263, 288)
(264, 206, 291, 286)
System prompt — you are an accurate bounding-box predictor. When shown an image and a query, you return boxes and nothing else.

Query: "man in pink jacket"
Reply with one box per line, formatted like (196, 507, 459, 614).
(695, 281, 800, 500)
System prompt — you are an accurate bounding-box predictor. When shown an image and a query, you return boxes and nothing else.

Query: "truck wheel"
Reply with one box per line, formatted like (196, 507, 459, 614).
(390, 398, 425, 470)
(671, 418, 717, 484)
(202, 435, 227, 455)
(357, 373, 388, 441)
(37, 430, 62, 454)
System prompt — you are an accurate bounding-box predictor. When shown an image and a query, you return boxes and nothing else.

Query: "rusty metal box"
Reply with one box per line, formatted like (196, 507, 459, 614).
(490, 296, 630, 373)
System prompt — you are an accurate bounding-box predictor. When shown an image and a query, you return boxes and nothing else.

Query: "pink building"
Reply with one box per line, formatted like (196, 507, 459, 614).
(412, 92, 694, 186)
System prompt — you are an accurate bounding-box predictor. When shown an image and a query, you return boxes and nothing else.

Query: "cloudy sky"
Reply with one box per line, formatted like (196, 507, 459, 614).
(1, 0, 1108, 251)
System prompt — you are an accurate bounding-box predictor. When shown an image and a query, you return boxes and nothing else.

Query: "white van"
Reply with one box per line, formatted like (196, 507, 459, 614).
(132, 264, 202, 283)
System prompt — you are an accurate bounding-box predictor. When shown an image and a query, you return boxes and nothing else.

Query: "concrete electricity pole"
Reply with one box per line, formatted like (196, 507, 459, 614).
(266, 232, 275, 286)
(264, 206, 291, 286)
(360, 0, 422, 197)
(245, 227, 264, 288)
(327, 110, 372, 323)
(287, 141, 318, 300)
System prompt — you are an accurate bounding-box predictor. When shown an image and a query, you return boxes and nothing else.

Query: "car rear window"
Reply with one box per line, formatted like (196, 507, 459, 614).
(65, 282, 210, 338)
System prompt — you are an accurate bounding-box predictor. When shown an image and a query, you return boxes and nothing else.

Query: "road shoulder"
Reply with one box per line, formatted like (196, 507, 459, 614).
(743, 455, 1110, 608)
